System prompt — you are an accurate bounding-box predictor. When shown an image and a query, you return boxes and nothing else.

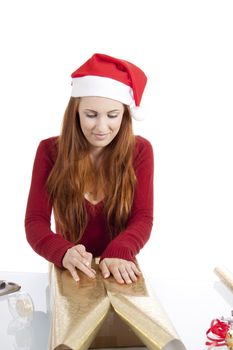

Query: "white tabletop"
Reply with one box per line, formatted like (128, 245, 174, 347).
(0, 270, 232, 350)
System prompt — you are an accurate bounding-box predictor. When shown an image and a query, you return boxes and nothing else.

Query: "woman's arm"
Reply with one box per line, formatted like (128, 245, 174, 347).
(25, 138, 75, 267)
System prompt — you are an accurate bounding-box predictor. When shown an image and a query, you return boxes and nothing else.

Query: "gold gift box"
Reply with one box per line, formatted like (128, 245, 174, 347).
(49, 260, 186, 350)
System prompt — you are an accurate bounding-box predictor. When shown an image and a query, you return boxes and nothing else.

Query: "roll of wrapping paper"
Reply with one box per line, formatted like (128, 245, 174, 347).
(214, 266, 233, 292)
(49, 261, 187, 350)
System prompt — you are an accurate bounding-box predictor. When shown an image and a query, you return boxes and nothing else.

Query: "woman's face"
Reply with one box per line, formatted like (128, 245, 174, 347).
(78, 96, 124, 153)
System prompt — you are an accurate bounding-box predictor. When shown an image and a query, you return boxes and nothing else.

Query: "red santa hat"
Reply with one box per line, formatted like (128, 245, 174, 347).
(71, 53, 147, 121)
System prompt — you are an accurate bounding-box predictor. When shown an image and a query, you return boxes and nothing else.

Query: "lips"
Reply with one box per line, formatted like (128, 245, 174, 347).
(92, 133, 109, 140)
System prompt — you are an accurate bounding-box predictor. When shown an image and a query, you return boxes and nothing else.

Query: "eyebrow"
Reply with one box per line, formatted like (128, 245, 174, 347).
(84, 109, 121, 113)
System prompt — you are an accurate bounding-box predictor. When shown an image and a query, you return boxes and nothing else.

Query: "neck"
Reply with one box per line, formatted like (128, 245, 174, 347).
(89, 147, 103, 166)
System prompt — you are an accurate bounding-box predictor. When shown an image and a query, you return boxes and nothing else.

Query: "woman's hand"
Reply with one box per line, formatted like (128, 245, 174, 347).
(62, 244, 96, 282)
(99, 258, 141, 284)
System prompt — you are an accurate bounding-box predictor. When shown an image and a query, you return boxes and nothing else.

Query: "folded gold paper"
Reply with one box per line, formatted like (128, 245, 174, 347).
(49, 261, 186, 350)
(214, 266, 233, 292)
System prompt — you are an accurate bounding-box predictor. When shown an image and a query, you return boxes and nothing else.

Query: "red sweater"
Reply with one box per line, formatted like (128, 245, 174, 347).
(25, 135, 154, 268)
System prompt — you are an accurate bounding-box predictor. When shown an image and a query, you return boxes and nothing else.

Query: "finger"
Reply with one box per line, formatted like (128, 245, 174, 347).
(76, 261, 96, 279)
(100, 261, 110, 278)
(125, 266, 137, 282)
(68, 249, 96, 276)
(79, 255, 92, 267)
(119, 266, 132, 284)
(84, 252, 93, 267)
(68, 266, 80, 282)
(72, 248, 92, 267)
(131, 263, 142, 276)
(110, 266, 124, 284)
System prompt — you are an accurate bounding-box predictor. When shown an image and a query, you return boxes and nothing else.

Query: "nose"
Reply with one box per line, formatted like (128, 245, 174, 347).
(95, 115, 108, 132)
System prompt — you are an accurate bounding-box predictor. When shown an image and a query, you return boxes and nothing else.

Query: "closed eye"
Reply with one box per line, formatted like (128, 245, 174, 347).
(108, 114, 118, 118)
(86, 114, 97, 118)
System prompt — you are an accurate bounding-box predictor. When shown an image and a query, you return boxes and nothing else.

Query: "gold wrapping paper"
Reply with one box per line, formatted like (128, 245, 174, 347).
(226, 330, 233, 350)
(49, 263, 110, 350)
(214, 266, 233, 292)
(90, 305, 144, 348)
(49, 261, 186, 350)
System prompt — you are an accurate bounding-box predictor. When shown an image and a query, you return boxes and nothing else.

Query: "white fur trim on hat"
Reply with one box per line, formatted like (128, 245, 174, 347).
(71, 75, 135, 106)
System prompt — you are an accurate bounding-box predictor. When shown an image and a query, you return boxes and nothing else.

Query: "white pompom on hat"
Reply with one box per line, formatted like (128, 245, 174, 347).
(71, 53, 147, 121)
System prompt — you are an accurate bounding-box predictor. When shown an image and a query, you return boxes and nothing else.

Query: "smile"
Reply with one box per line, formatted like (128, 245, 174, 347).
(92, 133, 109, 140)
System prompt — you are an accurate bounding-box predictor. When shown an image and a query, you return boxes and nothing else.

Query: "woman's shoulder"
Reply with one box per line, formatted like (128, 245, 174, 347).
(133, 135, 154, 168)
(134, 135, 153, 156)
(37, 136, 59, 163)
(135, 135, 153, 148)
(39, 135, 59, 146)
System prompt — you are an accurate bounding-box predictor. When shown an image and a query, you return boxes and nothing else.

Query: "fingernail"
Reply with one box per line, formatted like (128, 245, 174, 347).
(85, 261, 89, 266)
(104, 274, 109, 278)
(75, 278, 79, 282)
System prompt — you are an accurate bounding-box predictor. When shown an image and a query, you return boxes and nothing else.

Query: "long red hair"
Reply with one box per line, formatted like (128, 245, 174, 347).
(46, 97, 136, 242)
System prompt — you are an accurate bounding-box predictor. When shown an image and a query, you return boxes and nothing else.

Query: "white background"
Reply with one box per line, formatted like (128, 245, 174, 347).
(0, 0, 233, 283)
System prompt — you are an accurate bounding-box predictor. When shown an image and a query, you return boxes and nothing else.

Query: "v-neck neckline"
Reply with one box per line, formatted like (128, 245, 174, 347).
(84, 197, 104, 207)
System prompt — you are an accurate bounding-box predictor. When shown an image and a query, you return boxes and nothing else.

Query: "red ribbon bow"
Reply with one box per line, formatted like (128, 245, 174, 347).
(206, 319, 230, 349)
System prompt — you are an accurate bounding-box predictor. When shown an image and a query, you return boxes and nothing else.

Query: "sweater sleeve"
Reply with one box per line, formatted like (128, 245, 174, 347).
(24, 138, 75, 267)
(100, 136, 154, 261)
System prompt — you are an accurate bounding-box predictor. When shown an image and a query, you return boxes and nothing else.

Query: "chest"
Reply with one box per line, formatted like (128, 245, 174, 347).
(84, 190, 104, 205)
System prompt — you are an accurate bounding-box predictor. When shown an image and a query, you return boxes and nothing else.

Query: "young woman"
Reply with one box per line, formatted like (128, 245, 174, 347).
(25, 53, 154, 285)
